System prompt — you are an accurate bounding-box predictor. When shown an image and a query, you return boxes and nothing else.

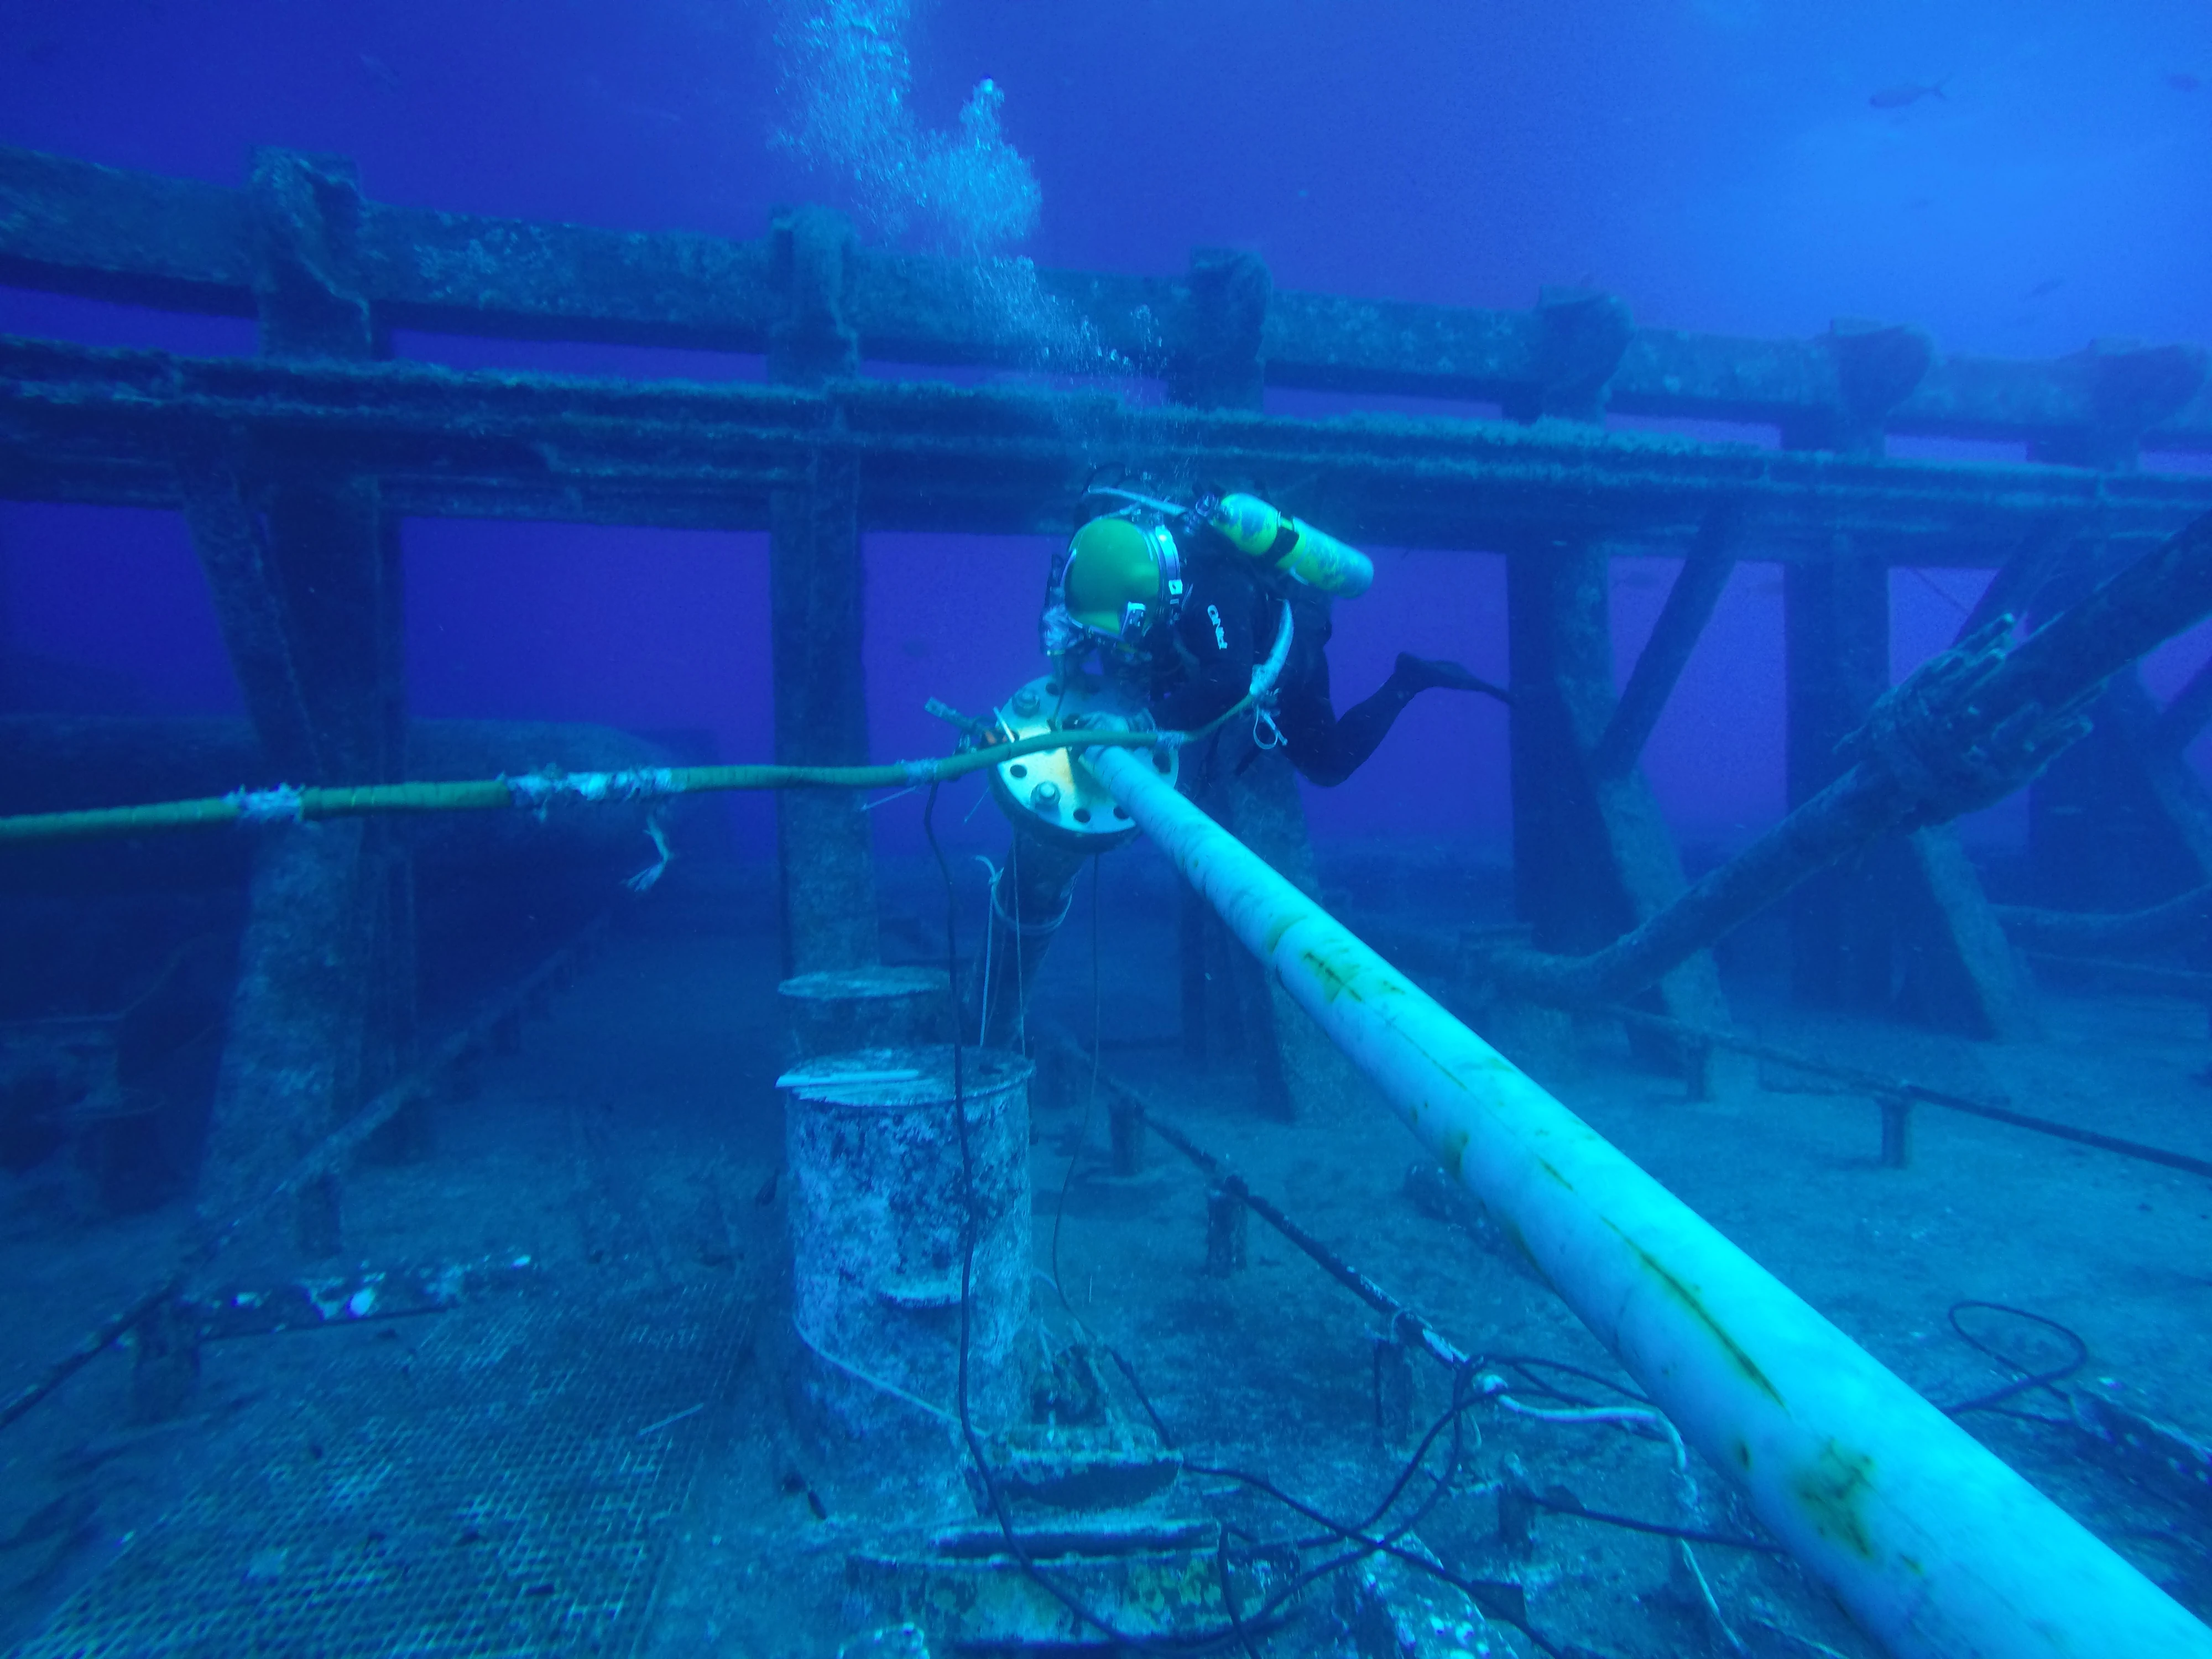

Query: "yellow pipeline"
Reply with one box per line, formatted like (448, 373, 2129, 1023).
(1087, 738, 2211, 1659)
(0, 686, 1284, 847)
(0, 732, 1154, 844)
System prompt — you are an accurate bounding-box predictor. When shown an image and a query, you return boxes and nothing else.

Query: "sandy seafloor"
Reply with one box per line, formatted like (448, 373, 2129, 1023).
(1, 837, 2208, 1658)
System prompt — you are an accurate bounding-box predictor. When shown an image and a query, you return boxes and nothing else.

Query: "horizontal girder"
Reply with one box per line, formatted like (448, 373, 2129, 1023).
(4, 335, 2210, 563)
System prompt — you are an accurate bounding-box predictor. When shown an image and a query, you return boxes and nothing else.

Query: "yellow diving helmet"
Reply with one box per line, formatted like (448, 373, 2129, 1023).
(1061, 514, 1184, 639)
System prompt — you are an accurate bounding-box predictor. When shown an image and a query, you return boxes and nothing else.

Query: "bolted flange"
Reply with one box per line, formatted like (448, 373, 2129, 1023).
(986, 671, 1171, 853)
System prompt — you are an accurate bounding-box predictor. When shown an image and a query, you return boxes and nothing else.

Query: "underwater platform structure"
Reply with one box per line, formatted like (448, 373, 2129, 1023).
(4, 143, 2212, 1658)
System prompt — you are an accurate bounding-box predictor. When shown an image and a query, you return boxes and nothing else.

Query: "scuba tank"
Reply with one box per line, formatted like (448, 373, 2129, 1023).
(1199, 493, 1374, 599)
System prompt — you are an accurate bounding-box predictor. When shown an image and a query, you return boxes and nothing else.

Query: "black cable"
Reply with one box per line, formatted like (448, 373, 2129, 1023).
(1489, 1354, 1650, 1410)
(1046, 857, 1103, 1316)
(1189, 1371, 1479, 1556)
(1008, 830, 1029, 1053)
(925, 783, 1127, 1647)
(1215, 1364, 1478, 1632)
(926, 786, 1412, 1656)
(1035, 867, 1192, 1464)
(1213, 1521, 1265, 1659)
(1909, 565, 1971, 619)
(1104, 1344, 1182, 1451)
(1520, 1490, 1786, 1556)
(1940, 1300, 2088, 1419)
(922, 800, 1584, 1657)
(1184, 1366, 1574, 1657)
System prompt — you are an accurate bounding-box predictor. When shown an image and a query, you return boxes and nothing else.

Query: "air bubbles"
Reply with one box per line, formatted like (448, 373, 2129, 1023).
(769, 2, 1128, 375)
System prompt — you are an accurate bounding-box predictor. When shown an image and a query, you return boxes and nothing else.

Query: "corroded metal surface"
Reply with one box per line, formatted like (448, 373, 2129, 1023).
(17, 1286, 748, 1659)
(6, 335, 2212, 562)
(4, 143, 2208, 451)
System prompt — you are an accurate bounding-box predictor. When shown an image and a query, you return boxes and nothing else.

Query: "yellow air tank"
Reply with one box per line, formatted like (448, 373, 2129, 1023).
(1206, 493, 1375, 598)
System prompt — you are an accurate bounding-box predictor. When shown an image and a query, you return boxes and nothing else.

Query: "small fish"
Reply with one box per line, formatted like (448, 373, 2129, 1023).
(1870, 80, 1947, 109)
(2168, 72, 2201, 94)
(358, 53, 400, 92)
(2026, 277, 2064, 300)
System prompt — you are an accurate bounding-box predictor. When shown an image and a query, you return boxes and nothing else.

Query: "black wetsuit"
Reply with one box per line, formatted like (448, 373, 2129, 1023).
(1142, 551, 1444, 788)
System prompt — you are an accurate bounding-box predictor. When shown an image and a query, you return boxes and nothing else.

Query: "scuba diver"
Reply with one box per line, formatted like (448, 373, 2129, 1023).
(1041, 486, 1508, 787)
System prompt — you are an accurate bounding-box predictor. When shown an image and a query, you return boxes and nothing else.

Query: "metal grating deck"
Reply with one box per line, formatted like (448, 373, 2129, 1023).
(16, 1280, 750, 1659)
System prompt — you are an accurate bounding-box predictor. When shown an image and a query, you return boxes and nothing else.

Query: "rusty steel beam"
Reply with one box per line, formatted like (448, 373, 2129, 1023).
(6, 336, 2212, 563)
(1490, 507, 2212, 1009)
(3, 143, 2209, 451)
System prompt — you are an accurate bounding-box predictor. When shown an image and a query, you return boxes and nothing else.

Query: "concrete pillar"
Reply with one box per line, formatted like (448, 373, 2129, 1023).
(2031, 670, 2209, 909)
(1164, 246, 1271, 410)
(1165, 246, 1359, 1118)
(1589, 507, 1738, 785)
(1199, 747, 1369, 1120)
(1507, 534, 1736, 1075)
(1503, 290, 1736, 1076)
(1783, 535, 1893, 1008)
(1888, 525, 2055, 1040)
(1507, 536, 1627, 955)
(2026, 342, 2212, 911)
(1771, 323, 1939, 1015)
(184, 149, 413, 1280)
(1780, 324, 2042, 1037)
(196, 817, 378, 1263)
(779, 967, 953, 1064)
(1894, 828, 2041, 1039)
(769, 206, 879, 975)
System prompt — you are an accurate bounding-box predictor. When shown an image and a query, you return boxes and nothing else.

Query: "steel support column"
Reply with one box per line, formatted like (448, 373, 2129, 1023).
(1167, 247, 1359, 1119)
(2028, 343, 2212, 910)
(187, 149, 413, 1278)
(1784, 533, 1894, 1007)
(1505, 294, 1736, 1086)
(769, 206, 879, 974)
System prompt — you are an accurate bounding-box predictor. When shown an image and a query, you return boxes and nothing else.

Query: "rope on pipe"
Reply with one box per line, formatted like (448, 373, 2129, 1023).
(0, 602, 1297, 846)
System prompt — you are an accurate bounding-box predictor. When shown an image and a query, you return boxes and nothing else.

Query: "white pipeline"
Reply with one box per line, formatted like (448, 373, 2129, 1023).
(1088, 742, 2211, 1659)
